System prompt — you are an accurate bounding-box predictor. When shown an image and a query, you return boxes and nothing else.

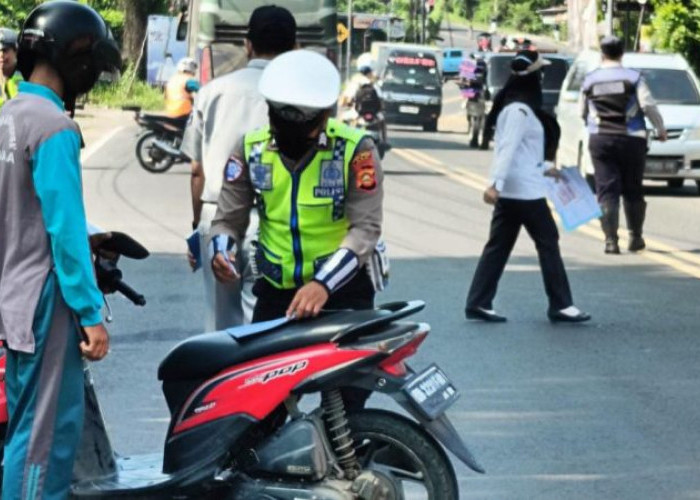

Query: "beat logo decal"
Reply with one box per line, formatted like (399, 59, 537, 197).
(243, 360, 310, 387)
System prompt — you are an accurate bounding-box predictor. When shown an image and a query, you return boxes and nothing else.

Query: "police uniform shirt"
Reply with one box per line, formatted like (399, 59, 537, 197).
(181, 59, 271, 204)
(490, 102, 548, 200)
(210, 134, 383, 281)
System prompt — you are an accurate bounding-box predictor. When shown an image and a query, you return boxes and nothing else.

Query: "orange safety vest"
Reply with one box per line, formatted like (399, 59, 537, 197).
(164, 73, 193, 118)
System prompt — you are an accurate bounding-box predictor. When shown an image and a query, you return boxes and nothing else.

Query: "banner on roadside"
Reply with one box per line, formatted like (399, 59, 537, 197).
(147, 15, 187, 86)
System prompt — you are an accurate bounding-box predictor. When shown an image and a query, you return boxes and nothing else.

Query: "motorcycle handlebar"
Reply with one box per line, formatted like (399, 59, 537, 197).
(114, 280, 146, 306)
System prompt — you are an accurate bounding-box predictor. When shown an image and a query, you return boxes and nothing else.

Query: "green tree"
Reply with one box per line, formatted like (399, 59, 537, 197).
(651, 0, 700, 73)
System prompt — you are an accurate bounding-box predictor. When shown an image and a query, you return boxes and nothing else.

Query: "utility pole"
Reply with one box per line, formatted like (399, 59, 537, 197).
(345, 0, 352, 82)
(605, 0, 614, 36)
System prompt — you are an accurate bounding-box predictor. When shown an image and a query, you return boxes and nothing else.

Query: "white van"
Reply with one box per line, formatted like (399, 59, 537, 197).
(557, 50, 700, 193)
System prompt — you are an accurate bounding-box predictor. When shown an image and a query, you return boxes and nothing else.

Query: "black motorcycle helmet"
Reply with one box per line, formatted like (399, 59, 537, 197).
(17, 1, 121, 109)
(0, 28, 18, 50)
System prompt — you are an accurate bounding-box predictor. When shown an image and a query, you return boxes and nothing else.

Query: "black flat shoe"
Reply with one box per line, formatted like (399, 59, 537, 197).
(548, 310, 591, 323)
(466, 307, 507, 323)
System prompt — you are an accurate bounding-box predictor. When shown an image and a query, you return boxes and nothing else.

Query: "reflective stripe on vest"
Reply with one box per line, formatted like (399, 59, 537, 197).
(0, 72, 22, 107)
(244, 118, 366, 289)
(582, 67, 645, 135)
(164, 73, 193, 117)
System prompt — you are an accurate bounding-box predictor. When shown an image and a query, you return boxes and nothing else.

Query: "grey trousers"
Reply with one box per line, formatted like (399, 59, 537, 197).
(199, 204, 256, 331)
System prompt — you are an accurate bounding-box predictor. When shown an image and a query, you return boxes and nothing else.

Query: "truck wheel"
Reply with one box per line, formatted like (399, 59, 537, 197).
(667, 179, 684, 189)
(423, 119, 438, 132)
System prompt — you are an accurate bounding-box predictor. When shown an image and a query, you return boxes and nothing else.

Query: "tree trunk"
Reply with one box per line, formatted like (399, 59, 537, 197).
(121, 0, 162, 66)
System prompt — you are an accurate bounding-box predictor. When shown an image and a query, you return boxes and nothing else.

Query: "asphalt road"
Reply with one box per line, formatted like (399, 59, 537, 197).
(79, 82, 700, 499)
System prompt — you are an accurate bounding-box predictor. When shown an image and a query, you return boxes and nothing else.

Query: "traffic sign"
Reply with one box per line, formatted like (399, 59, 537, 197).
(337, 22, 349, 43)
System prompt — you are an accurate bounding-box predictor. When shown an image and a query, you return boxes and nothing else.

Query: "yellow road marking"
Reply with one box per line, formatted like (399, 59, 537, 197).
(392, 147, 700, 279)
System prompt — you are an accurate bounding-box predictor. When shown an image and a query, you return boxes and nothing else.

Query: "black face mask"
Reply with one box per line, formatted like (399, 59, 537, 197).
(59, 52, 100, 97)
(269, 107, 326, 161)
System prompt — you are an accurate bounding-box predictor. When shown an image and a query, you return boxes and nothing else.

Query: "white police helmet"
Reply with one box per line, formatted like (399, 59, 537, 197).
(259, 49, 341, 115)
(177, 57, 197, 74)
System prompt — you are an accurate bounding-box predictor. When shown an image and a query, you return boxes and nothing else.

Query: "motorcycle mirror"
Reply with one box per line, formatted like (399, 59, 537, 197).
(98, 232, 150, 260)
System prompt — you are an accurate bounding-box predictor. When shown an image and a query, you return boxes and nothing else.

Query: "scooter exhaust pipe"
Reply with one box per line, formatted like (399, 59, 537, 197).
(152, 139, 183, 159)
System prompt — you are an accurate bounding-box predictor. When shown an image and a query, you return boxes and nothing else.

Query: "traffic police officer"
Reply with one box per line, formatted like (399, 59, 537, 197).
(209, 49, 383, 324)
(582, 35, 667, 254)
(0, 28, 22, 107)
(0, 3, 120, 498)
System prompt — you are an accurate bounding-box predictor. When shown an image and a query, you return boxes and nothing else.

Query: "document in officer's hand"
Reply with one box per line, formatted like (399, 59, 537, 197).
(545, 166, 602, 232)
(186, 230, 202, 271)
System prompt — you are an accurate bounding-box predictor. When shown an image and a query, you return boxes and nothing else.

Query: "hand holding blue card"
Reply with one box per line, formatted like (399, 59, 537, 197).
(187, 230, 202, 271)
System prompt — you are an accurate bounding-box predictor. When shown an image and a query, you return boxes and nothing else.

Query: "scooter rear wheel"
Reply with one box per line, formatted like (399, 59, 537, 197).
(136, 132, 175, 173)
(348, 410, 459, 500)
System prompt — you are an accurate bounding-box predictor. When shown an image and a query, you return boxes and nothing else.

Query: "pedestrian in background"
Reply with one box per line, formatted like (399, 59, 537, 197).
(181, 5, 297, 330)
(465, 50, 590, 324)
(582, 35, 667, 254)
(0, 3, 119, 498)
(0, 28, 22, 107)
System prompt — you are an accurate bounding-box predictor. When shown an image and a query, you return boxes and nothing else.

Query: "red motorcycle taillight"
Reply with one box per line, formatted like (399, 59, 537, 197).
(379, 331, 428, 377)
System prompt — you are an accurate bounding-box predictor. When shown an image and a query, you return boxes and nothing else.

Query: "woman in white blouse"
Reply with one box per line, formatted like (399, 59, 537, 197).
(465, 50, 590, 324)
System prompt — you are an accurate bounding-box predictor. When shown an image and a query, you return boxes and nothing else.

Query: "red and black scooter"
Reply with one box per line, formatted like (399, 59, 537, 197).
(0, 233, 484, 499)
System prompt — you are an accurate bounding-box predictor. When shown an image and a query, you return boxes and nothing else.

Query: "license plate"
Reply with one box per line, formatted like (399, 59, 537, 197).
(402, 364, 459, 420)
(645, 160, 678, 174)
(399, 105, 420, 114)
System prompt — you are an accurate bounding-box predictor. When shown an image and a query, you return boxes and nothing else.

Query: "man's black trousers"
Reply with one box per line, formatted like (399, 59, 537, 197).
(467, 198, 574, 312)
(588, 134, 647, 205)
(252, 271, 375, 411)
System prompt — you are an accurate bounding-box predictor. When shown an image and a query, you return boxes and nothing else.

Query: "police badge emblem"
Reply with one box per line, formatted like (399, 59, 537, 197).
(314, 160, 344, 198)
(251, 162, 273, 190)
(224, 157, 243, 182)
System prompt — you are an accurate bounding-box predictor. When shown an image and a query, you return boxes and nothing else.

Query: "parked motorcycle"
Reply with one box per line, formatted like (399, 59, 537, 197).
(125, 106, 189, 174)
(0, 232, 484, 499)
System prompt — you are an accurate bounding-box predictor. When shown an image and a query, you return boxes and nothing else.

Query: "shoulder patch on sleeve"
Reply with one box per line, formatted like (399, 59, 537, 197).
(224, 156, 244, 183)
(352, 150, 377, 192)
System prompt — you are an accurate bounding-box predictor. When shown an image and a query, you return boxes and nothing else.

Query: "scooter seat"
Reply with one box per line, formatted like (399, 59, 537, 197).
(140, 113, 188, 129)
(157, 308, 392, 381)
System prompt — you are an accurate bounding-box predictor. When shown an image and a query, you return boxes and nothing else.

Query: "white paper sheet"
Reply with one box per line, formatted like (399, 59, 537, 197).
(545, 166, 601, 231)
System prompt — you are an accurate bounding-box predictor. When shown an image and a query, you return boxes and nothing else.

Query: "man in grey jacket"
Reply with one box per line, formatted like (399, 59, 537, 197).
(182, 5, 297, 329)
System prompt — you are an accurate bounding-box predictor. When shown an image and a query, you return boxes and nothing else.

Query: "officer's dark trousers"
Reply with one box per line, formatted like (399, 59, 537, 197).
(252, 271, 375, 411)
(467, 198, 574, 312)
(589, 134, 647, 205)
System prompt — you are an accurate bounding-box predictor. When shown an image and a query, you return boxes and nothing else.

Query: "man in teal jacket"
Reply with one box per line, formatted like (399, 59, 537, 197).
(0, 3, 120, 499)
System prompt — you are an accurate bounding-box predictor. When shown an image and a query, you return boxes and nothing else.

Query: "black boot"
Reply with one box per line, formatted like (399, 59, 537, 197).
(624, 200, 647, 252)
(599, 203, 621, 254)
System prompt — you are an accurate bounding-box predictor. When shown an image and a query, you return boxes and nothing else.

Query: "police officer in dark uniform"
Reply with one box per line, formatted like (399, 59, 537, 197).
(582, 35, 667, 254)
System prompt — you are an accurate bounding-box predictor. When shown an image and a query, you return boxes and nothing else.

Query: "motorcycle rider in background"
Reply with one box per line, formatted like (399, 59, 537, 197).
(164, 57, 200, 119)
(0, 3, 120, 498)
(459, 54, 488, 148)
(340, 56, 389, 154)
(0, 28, 22, 107)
